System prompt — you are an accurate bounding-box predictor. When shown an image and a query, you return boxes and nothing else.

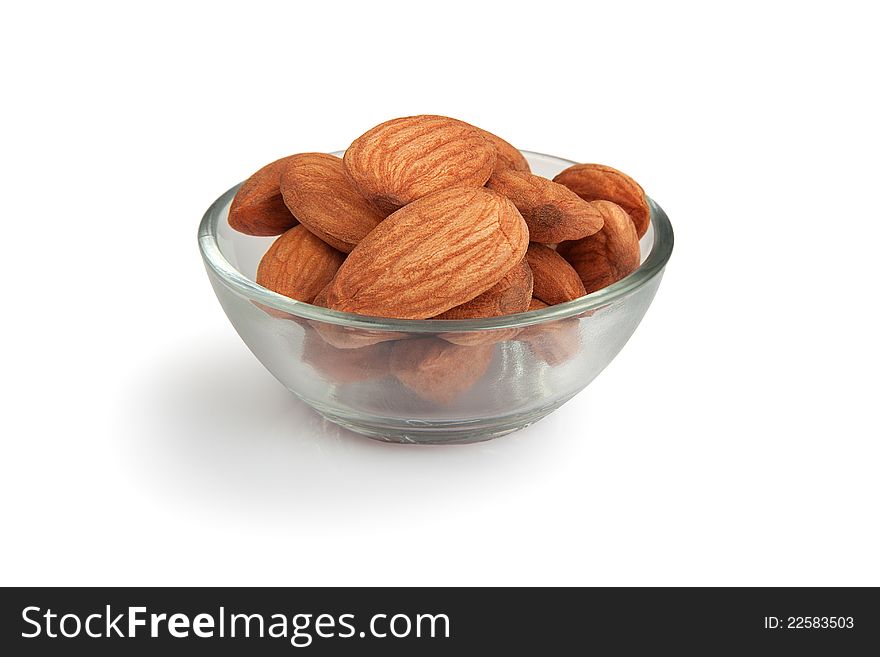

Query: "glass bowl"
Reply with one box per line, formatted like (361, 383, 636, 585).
(198, 152, 674, 444)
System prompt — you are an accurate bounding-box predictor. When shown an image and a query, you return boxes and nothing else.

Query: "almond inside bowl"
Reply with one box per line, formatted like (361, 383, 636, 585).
(199, 151, 673, 443)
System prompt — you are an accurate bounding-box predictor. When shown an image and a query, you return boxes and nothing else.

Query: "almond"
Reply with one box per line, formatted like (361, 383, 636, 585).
(280, 153, 386, 253)
(310, 283, 404, 349)
(256, 225, 345, 303)
(302, 330, 392, 383)
(312, 323, 406, 350)
(343, 115, 496, 213)
(229, 156, 299, 236)
(526, 243, 586, 305)
(311, 283, 330, 308)
(519, 299, 580, 365)
(438, 327, 520, 347)
(557, 200, 641, 294)
(553, 163, 650, 238)
(520, 318, 581, 366)
(325, 187, 529, 319)
(434, 259, 531, 346)
(486, 168, 603, 243)
(434, 258, 533, 319)
(390, 338, 494, 404)
(476, 128, 530, 173)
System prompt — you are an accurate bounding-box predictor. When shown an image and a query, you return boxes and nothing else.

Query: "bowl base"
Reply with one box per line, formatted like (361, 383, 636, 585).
(308, 397, 574, 445)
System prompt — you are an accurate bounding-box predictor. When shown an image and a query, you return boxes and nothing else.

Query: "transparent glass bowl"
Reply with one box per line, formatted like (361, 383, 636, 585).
(198, 152, 674, 444)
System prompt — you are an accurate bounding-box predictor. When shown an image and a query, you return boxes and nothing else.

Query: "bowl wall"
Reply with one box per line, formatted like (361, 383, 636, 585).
(200, 152, 671, 443)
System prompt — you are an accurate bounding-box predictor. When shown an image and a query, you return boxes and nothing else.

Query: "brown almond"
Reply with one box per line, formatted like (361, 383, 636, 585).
(229, 156, 299, 236)
(390, 338, 494, 404)
(311, 283, 330, 308)
(310, 283, 404, 348)
(553, 163, 650, 238)
(434, 258, 533, 319)
(302, 330, 392, 384)
(343, 115, 496, 213)
(256, 225, 345, 303)
(280, 153, 386, 253)
(476, 128, 530, 173)
(526, 243, 587, 305)
(486, 168, 603, 243)
(438, 328, 520, 347)
(520, 318, 581, 366)
(557, 201, 641, 294)
(312, 323, 406, 350)
(519, 298, 580, 365)
(433, 259, 531, 346)
(326, 187, 528, 319)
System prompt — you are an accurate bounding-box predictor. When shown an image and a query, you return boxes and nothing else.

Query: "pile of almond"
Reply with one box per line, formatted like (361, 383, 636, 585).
(227, 116, 650, 404)
(229, 115, 648, 320)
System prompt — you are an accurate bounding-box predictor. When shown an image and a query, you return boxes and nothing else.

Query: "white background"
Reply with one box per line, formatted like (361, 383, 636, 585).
(2, 1, 878, 586)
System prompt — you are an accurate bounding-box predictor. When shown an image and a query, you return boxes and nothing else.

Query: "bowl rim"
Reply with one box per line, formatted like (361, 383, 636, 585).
(198, 150, 674, 332)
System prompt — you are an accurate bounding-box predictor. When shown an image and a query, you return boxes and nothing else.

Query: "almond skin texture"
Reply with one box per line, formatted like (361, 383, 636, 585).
(557, 200, 641, 294)
(343, 115, 496, 213)
(311, 283, 330, 308)
(280, 153, 386, 253)
(256, 225, 345, 303)
(476, 128, 530, 173)
(390, 338, 494, 404)
(528, 298, 549, 311)
(433, 258, 531, 347)
(526, 243, 587, 305)
(486, 168, 603, 243)
(229, 156, 299, 236)
(326, 187, 529, 319)
(553, 163, 650, 238)
(434, 258, 533, 319)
